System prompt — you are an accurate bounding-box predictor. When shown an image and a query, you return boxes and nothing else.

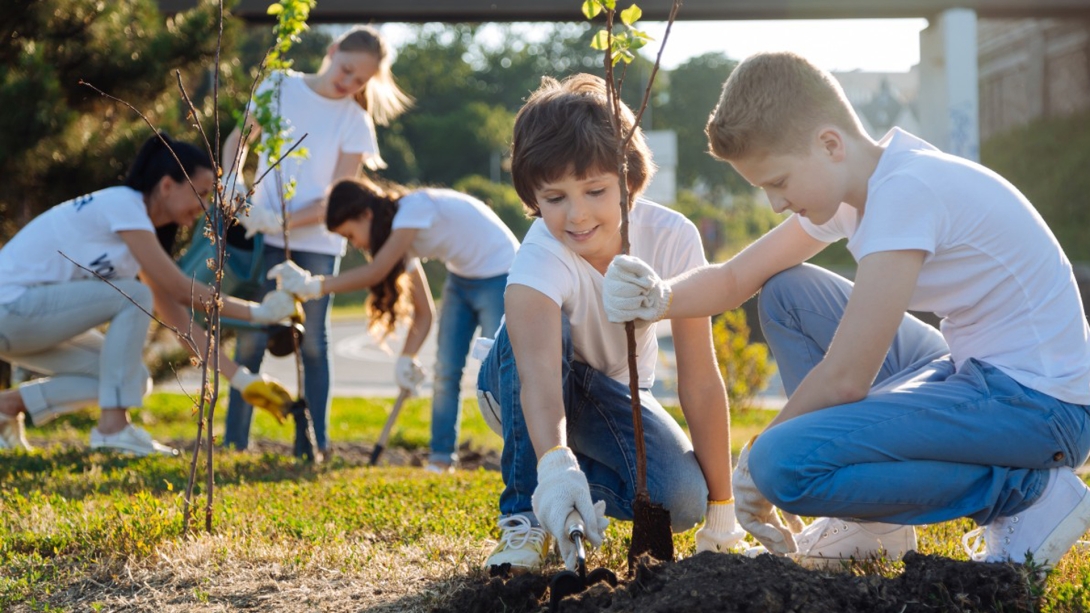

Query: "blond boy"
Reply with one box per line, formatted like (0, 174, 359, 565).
(604, 51, 1090, 569)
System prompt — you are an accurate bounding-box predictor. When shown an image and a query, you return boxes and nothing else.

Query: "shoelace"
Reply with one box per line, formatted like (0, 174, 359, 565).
(497, 515, 547, 551)
(962, 516, 1019, 562)
(795, 517, 850, 552)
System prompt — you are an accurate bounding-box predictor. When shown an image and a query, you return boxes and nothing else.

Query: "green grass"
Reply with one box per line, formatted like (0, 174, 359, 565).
(4, 394, 1090, 611)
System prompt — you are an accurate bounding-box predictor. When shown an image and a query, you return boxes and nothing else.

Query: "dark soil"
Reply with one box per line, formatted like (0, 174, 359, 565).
(436, 551, 1041, 613)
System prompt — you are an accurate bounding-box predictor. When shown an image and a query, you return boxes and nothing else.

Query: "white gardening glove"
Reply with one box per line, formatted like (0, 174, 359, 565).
(249, 290, 297, 324)
(394, 355, 426, 396)
(267, 260, 324, 301)
(603, 255, 673, 324)
(240, 203, 282, 239)
(695, 499, 748, 553)
(734, 436, 801, 555)
(531, 446, 610, 571)
(229, 367, 292, 424)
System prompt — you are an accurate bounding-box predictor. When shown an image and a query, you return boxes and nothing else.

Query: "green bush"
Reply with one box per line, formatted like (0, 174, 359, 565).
(711, 309, 775, 409)
(981, 108, 1090, 263)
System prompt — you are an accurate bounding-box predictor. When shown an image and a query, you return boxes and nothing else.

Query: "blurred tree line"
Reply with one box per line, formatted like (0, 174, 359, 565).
(0, 4, 772, 264)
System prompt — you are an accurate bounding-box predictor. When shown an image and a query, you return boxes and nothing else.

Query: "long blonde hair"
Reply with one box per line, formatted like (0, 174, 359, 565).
(329, 25, 413, 126)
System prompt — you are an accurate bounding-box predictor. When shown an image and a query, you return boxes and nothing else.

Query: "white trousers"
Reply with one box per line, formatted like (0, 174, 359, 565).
(0, 279, 152, 424)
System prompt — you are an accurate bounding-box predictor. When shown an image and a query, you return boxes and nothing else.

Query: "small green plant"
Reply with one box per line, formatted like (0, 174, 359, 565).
(711, 309, 775, 410)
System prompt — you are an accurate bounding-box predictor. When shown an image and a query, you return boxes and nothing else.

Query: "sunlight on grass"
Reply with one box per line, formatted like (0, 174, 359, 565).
(5, 393, 1090, 611)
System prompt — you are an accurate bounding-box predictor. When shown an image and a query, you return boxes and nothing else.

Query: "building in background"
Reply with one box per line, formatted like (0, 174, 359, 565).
(834, 68, 922, 139)
(977, 18, 1090, 141)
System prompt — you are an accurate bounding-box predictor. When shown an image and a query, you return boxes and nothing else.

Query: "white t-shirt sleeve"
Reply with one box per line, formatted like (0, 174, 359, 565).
(852, 175, 944, 259)
(506, 241, 576, 307)
(391, 193, 437, 231)
(660, 217, 708, 278)
(340, 108, 379, 157)
(798, 207, 854, 243)
(106, 195, 156, 234)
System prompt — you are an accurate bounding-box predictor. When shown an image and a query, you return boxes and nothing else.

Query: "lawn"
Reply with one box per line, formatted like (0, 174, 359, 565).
(2, 393, 1090, 611)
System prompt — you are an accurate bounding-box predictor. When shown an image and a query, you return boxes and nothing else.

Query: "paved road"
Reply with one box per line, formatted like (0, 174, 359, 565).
(157, 316, 786, 407)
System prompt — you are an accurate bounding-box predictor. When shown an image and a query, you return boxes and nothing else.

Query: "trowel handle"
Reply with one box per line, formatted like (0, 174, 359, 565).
(564, 509, 588, 580)
(565, 509, 586, 542)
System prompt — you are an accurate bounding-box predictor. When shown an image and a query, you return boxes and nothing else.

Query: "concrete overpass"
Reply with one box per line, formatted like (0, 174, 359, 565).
(160, 0, 1090, 162)
(161, 1, 1090, 23)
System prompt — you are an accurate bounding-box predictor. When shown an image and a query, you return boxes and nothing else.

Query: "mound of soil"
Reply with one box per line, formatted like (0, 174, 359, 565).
(437, 551, 1039, 613)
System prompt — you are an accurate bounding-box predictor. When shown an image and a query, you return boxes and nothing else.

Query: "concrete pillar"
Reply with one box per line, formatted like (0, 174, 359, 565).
(918, 8, 981, 161)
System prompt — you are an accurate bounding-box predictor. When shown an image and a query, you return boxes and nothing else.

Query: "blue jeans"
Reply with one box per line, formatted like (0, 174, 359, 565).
(477, 318, 708, 532)
(223, 247, 339, 451)
(750, 264, 1090, 526)
(430, 272, 506, 465)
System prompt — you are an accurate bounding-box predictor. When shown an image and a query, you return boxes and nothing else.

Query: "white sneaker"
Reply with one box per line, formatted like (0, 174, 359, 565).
(425, 462, 455, 475)
(90, 424, 179, 457)
(0, 412, 32, 451)
(791, 517, 917, 568)
(963, 467, 1090, 569)
(484, 514, 552, 572)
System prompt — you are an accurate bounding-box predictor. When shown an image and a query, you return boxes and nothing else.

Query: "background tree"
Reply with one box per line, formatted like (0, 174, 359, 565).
(0, 0, 231, 238)
(654, 52, 749, 200)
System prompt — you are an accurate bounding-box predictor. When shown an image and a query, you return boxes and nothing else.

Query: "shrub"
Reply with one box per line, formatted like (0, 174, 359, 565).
(712, 309, 775, 409)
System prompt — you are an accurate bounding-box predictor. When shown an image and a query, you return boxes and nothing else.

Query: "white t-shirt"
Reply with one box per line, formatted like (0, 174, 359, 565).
(249, 71, 380, 256)
(392, 189, 520, 279)
(507, 199, 707, 388)
(0, 186, 155, 304)
(799, 128, 1090, 404)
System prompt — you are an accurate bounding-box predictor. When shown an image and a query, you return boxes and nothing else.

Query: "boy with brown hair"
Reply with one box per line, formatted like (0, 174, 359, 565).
(604, 51, 1090, 569)
(478, 73, 744, 572)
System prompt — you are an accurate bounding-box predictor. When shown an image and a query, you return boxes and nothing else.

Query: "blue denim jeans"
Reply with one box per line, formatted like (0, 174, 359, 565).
(750, 264, 1090, 526)
(477, 318, 708, 532)
(430, 272, 507, 465)
(223, 247, 339, 451)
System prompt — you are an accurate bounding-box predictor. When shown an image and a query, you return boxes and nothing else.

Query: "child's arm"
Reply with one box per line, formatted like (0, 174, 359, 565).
(505, 285, 567, 456)
(221, 117, 260, 179)
(122, 230, 293, 324)
(670, 217, 827, 317)
(400, 266, 434, 357)
(766, 249, 927, 429)
(281, 152, 365, 229)
(319, 227, 419, 296)
(604, 217, 826, 324)
(671, 316, 733, 500)
(393, 266, 434, 394)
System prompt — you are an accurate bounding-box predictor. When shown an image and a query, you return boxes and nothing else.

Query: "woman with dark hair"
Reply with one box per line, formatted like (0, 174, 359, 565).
(0, 133, 297, 456)
(270, 176, 519, 472)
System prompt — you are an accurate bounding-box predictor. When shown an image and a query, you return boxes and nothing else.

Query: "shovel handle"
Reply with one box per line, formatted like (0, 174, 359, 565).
(369, 388, 411, 466)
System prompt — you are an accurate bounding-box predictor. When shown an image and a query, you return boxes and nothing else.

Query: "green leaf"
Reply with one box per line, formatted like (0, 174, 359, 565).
(581, 0, 602, 19)
(266, 3, 284, 16)
(590, 29, 610, 51)
(620, 4, 642, 26)
(603, 0, 616, 10)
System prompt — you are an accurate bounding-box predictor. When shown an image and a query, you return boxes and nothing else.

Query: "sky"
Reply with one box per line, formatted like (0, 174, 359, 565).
(638, 19, 929, 72)
(376, 18, 930, 74)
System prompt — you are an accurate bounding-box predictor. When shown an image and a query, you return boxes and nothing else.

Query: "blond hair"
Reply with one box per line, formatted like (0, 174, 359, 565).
(705, 51, 865, 160)
(511, 73, 654, 217)
(332, 25, 413, 126)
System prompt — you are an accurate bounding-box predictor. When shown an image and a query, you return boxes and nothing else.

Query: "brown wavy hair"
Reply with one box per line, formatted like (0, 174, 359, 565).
(326, 176, 412, 340)
(511, 73, 654, 217)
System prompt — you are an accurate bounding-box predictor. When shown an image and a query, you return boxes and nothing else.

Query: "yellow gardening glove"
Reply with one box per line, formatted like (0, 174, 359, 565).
(230, 367, 293, 424)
